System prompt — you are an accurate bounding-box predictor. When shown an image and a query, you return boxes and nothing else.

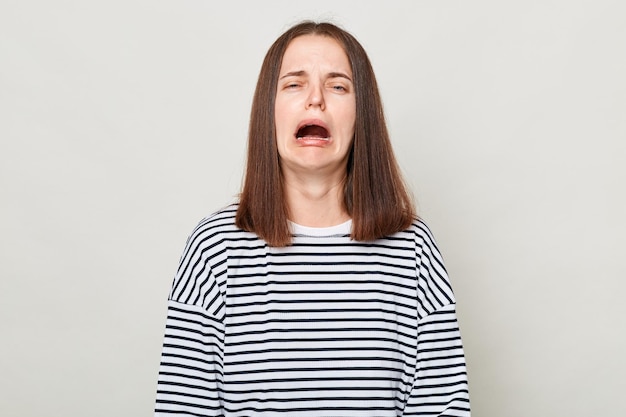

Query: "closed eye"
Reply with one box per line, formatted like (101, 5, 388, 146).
(328, 82, 350, 93)
(282, 82, 302, 90)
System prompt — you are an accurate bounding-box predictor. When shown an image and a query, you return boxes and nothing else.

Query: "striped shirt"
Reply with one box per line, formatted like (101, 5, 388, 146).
(155, 205, 470, 416)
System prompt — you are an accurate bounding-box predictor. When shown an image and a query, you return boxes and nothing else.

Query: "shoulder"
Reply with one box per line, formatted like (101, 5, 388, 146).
(408, 219, 456, 314)
(188, 202, 262, 243)
(407, 218, 447, 268)
(189, 203, 239, 239)
(178, 203, 254, 264)
(170, 204, 250, 306)
(401, 218, 441, 252)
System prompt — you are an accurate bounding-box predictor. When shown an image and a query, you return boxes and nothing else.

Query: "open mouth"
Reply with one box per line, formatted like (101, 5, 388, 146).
(295, 124, 330, 140)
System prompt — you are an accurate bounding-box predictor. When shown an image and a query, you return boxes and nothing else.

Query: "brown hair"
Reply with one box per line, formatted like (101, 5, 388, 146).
(236, 21, 416, 246)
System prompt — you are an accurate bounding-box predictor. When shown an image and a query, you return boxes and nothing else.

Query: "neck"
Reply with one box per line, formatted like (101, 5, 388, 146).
(283, 172, 350, 227)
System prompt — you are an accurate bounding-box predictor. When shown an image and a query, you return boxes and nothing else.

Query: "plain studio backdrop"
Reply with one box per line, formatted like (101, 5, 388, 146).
(1, 1, 624, 416)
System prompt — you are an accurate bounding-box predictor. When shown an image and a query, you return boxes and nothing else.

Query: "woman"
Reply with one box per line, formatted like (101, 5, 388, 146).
(155, 21, 470, 417)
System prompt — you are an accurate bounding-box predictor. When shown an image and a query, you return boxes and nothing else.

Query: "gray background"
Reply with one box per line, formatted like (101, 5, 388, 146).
(1, 1, 625, 416)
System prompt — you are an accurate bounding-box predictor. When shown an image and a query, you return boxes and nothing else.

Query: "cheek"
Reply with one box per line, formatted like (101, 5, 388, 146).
(344, 100, 356, 127)
(343, 106, 357, 138)
(274, 102, 287, 136)
(274, 98, 294, 129)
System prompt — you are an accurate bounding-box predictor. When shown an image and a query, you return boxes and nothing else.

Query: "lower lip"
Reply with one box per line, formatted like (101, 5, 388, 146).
(296, 136, 331, 146)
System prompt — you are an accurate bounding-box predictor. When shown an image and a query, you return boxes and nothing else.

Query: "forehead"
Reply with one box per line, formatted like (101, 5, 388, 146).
(280, 35, 351, 73)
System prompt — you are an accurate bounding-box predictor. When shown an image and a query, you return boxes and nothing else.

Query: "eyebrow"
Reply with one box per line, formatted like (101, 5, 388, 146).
(279, 70, 353, 82)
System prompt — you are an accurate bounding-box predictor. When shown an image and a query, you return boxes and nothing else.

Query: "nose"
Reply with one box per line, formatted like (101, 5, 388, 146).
(305, 83, 325, 111)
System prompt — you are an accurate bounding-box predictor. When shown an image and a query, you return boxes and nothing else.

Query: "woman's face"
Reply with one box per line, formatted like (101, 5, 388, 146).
(274, 35, 356, 180)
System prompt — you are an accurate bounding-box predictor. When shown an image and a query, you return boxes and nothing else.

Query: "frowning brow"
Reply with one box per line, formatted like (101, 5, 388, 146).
(328, 72, 353, 82)
(279, 70, 353, 82)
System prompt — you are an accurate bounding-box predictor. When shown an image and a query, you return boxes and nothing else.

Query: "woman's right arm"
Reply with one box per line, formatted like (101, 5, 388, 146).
(155, 220, 227, 416)
(154, 299, 225, 416)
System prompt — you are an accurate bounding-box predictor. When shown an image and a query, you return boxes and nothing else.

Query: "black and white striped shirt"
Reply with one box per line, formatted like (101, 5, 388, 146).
(155, 205, 470, 416)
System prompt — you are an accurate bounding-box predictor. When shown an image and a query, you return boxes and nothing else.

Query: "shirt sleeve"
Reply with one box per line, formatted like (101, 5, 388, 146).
(154, 300, 225, 416)
(402, 304, 471, 416)
(402, 222, 471, 416)
(155, 219, 227, 416)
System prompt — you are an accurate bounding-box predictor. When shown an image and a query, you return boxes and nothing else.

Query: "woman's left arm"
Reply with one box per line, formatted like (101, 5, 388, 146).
(403, 222, 471, 416)
(403, 303, 471, 416)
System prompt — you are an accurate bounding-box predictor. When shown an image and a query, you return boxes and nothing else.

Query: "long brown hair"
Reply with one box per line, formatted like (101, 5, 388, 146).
(236, 21, 415, 246)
